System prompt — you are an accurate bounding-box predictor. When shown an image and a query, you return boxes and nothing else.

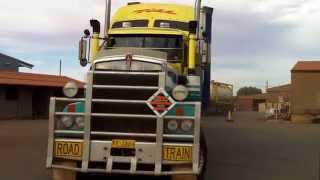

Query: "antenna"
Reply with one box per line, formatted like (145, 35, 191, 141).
(59, 59, 62, 76)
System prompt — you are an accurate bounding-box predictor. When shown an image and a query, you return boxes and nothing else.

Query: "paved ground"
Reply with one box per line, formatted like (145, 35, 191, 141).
(1, 112, 320, 180)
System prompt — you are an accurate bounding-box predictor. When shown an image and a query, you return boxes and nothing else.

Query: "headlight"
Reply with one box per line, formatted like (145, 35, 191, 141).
(172, 85, 188, 101)
(167, 119, 178, 132)
(181, 119, 194, 132)
(75, 116, 85, 129)
(60, 116, 74, 128)
(63, 82, 79, 98)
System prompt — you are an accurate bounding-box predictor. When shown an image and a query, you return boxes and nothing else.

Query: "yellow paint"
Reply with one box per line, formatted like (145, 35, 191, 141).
(54, 141, 83, 161)
(188, 34, 196, 70)
(163, 145, 193, 161)
(109, 27, 186, 36)
(91, 33, 100, 61)
(102, 3, 198, 75)
(112, 139, 136, 149)
(111, 3, 195, 29)
(169, 63, 182, 73)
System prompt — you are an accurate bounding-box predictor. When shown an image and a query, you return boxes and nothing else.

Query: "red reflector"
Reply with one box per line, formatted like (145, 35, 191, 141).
(176, 107, 184, 116)
(68, 104, 75, 112)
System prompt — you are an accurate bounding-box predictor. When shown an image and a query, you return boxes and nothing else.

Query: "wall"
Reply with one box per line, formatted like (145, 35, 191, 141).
(0, 87, 18, 119)
(17, 87, 32, 119)
(0, 64, 18, 71)
(235, 97, 253, 111)
(291, 72, 320, 115)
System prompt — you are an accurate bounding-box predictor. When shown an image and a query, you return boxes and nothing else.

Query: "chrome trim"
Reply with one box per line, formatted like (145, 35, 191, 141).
(91, 131, 155, 138)
(54, 131, 194, 140)
(54, 130, 84, 135)
(91, 113, 157, 119)
(93, 85, 159, 90)
(55, 112, 85, 116)
(155, 72, 166, 174)
(92, 99, 146, 104)
(93, 71, 160, 76)
(51, 98, 85, 102)
(46, 97, 56, 168)
(165, 116, 195, 119)
(94, 55, 166, 65)
(82, 71, 94, 172)
(47, 68, 202, 176)
(192, 102, 201, 173)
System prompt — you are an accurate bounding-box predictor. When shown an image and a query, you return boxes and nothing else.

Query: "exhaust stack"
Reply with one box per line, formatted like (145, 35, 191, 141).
(90, 19, 101, 60)
(105, 0, 111, 37)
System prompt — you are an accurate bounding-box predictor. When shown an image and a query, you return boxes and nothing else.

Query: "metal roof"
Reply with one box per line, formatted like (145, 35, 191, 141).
(0, 53, 34, 69)
(292, 61, 320, 72)
(267, 84, 291, 93)
(0, 71, 84, 88)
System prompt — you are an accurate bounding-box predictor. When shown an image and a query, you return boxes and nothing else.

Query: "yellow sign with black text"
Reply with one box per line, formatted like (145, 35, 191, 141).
(54, 141, 83, 161)
(163, 146, 193, 161)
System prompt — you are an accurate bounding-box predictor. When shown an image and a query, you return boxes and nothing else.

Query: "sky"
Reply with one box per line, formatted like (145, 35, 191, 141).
(1, 0, 320, 92)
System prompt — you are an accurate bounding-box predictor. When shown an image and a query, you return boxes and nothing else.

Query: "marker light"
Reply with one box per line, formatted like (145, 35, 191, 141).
(160, 22, 170, 28)
(172, 85, 189, 101)
(181, 119, 194, 132)
(61, 116, 74, 129)
(63, 82, 79, 98)
(75, 116, 85, 129)
(122, 22, 132, 28)
(167, 119, 178, 132)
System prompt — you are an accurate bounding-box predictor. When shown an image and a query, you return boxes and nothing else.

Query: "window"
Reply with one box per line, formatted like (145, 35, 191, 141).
(5, 87, 18, 101)
(107, 34, 183, 62)
(112, 20, 149, 29)
(154, 20, 189, 31)
(108, 34, 182, 49)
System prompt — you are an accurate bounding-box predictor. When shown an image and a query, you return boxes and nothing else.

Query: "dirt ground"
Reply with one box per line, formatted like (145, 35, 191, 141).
(1, 112, 320, 180)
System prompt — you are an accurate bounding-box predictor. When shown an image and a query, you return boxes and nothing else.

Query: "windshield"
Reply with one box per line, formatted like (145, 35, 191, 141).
(106, 35, 184, 62)
(108, 35, 182, 48)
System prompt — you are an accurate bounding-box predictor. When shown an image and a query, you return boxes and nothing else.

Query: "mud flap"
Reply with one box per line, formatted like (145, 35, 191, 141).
(52, 162, 77, 180)
(171, 165, 197, 180)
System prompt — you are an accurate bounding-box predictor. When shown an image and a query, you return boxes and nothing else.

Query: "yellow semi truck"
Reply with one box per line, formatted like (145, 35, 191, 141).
(46, 1, 213, 180)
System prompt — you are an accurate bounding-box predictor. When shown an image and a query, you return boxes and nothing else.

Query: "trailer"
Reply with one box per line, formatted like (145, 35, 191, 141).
(208, 81, 234, 115)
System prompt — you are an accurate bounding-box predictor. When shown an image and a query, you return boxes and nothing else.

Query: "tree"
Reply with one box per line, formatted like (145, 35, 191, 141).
(237, 86, 262, 96)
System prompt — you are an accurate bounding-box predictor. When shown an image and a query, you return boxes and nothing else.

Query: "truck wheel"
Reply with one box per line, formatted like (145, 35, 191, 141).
(52, 162, 77, 180)
(172, 131, 207, 180)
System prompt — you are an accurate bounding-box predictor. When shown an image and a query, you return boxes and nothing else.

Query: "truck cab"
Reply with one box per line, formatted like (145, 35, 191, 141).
(46, 2, 212, 180)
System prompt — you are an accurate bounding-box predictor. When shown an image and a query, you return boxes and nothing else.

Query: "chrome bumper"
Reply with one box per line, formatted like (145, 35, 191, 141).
(46, 71, 202, 175)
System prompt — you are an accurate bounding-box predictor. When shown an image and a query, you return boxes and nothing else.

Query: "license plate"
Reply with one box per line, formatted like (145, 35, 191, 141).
(163, 146, 193, 161)
(112, 139, 135, 149)
(54, 141, 83, 160)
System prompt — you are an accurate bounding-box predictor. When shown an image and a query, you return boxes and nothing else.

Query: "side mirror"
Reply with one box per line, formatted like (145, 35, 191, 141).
(84, 29, 91, 38)
(189, 21, 198, 34)
(78, 38, 88, 67)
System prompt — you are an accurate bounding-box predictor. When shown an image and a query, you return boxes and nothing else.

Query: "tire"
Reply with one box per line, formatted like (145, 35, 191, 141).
(52, 162, 77, 180)
(171, 130, 207, 180)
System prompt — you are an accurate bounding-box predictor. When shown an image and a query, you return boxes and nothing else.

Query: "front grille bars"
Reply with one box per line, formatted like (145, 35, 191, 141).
(46, 70, 202, 175)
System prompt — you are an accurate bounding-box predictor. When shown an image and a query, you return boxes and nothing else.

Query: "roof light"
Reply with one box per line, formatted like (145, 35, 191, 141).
(128, 2, 141, 5)
(122, 22, 132, 28)
(160, 22, 170, 28)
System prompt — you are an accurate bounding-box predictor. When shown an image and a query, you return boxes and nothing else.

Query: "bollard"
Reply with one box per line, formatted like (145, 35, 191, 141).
(226, 111, 234, 122)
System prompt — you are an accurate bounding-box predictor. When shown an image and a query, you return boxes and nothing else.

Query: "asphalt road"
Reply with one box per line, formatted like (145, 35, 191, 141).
(1, 112, 320, 180)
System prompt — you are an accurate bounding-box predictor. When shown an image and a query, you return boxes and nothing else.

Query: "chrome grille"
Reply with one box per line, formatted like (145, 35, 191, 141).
(91, 71, 160, 135)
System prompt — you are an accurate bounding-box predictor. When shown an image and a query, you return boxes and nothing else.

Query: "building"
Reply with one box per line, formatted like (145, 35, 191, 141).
(0, 53, 33, 71)
(0, 53, 84, 119)
(291, 61, 320, 123)
(235, 84, 291, 112)
(0, 71, 84, 119)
